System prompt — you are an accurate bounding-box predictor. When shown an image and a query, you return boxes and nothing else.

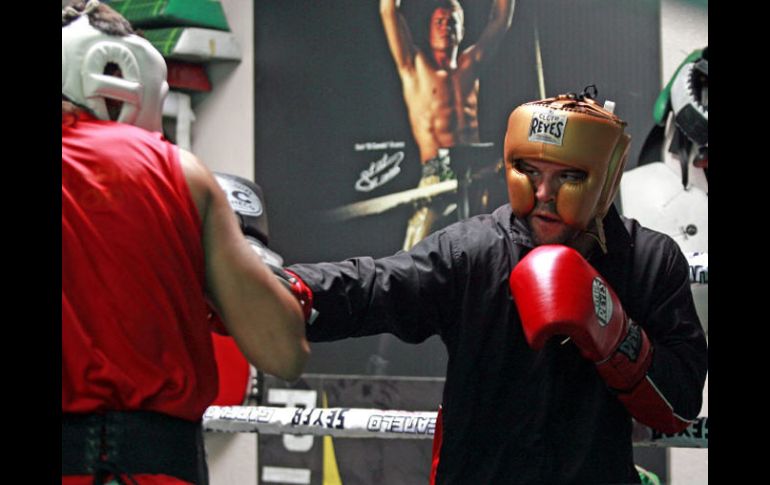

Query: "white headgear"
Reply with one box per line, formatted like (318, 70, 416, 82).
(62, 14, 168, 132)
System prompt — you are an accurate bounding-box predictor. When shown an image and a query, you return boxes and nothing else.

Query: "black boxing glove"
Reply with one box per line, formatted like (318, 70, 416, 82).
(215, 172, 318, 324)
(214, 172, 271, 244)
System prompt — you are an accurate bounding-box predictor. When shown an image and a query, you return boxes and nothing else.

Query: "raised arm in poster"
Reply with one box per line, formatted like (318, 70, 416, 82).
(380, 0, 515, 250)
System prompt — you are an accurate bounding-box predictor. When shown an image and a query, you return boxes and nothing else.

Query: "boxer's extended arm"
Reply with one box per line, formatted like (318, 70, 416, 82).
(179, 149, 310, 381)
(289, 229, 456, 344)
(380, 0, 417, 72)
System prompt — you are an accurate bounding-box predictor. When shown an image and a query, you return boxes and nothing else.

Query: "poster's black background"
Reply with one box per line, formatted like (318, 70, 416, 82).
(253, 0, 662, 379)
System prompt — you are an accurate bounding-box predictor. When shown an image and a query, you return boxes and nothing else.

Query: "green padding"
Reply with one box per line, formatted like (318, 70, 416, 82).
(636, 465, 662, 485)
(106, 0, 230, 31)
(140, 28, 184, 57)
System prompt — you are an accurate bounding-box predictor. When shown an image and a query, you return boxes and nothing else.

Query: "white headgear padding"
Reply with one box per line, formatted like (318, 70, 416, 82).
(62, 15, 168, 133)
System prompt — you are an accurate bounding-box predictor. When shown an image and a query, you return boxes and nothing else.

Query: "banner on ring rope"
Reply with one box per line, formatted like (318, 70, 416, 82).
(203, 405, 708, 449)
(249, 374, 444, 485)
(203, 406, 436, 438)
(633, 416, 709, 449)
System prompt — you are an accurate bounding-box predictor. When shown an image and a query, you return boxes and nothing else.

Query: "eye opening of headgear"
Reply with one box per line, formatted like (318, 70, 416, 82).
(103, 62, 124, 121)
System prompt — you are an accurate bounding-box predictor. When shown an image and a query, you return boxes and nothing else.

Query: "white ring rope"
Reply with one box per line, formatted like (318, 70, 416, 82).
(203, 406, 708, 448)
(203, 406, 436, 439)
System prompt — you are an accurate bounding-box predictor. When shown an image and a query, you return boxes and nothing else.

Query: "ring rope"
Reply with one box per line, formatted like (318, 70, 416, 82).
(202, 406, 708, 448)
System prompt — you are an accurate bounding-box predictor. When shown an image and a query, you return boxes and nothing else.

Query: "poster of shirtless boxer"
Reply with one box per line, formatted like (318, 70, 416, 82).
(252, 0, 661, 377)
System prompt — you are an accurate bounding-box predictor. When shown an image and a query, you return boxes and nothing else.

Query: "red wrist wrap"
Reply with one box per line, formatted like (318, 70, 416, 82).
(283, 269, 314, 322)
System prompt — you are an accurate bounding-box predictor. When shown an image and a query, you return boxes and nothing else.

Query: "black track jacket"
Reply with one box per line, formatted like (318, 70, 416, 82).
(290, 204, 708, 484)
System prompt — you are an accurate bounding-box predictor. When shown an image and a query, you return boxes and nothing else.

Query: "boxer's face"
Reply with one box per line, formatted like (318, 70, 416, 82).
(429, 7, 464, 51)
(516, 159, 586, 246)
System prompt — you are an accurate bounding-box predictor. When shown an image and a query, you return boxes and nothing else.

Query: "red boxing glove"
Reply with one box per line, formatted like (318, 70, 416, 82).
(509, 245, 650, 390)
(279, 268, 317, 325)
(510, 245, 691, 433)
